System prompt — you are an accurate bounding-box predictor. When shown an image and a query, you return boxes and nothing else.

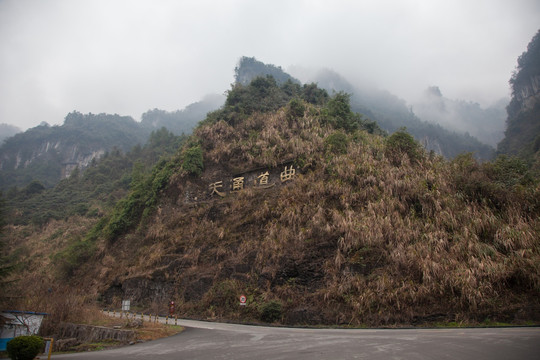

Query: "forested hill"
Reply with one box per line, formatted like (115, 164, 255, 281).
(0, 96, 223, 191)
(4, 74, 538, 329)
(235, 57, 495, 159)
(0, 112, 149, 190)
(497, 29, 540, 170)
(294, 68, 495, 160)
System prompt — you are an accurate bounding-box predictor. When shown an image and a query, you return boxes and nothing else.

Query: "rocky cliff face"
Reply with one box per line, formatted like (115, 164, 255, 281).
(1, 140, 105, 176)
(0, 113, 150, 189)
(513, 74, 540, 111)
(497, 30, 540, 165)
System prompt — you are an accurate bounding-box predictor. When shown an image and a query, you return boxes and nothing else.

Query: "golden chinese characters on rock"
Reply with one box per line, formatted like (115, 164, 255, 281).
(208, 164, 296, 198)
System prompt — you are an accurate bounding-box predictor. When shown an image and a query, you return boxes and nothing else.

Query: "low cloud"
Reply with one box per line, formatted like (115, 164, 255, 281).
(0, 0, 538, 130)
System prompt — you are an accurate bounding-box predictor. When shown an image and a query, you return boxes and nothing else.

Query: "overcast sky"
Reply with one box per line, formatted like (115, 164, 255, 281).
(1, 0, 539, 131)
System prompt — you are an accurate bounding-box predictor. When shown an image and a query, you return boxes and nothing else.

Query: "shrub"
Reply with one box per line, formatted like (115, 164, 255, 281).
(485, 155, 532, 187)
(302, 83, 329, 105)
(324, 132, 349, 155)
(259, 300, 282, 323)
(385, 128, 422, 165)
(52, 237, 97, 279)
(324, 92, 359, 132)
(104, 158, 176, 242)
(23, 180, 45, 196)
(6, 335, 44, 360)
(286, 98, 306, 121)
(181, 145, 204, 176)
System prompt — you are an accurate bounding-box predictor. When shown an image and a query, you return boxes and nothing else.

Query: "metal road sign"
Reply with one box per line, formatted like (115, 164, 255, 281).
(239, 295, 247, 306)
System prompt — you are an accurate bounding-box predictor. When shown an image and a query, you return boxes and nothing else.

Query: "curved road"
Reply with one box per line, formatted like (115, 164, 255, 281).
(52, 318, 539, 360)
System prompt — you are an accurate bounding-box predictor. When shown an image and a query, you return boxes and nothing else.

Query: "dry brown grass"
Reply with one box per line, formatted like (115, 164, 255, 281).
(5, 101, 539, 327)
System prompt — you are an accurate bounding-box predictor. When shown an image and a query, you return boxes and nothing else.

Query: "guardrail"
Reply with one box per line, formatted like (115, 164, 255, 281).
(103, 309, 180, 325)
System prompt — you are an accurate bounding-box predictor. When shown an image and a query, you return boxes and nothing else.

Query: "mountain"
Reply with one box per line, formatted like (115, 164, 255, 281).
(0, 123, 21, 143)
(3, 75, 538, 330)
(0, 112, 149, 190)
(412, 86, 507, 147)
(3, 127, 184, 227)
(0, 97, 223, 191)
(293, 68, 495, 160)
(234, 56, 300, 86)
(497, 29, 540, 170)
(140, 94, 225, 135)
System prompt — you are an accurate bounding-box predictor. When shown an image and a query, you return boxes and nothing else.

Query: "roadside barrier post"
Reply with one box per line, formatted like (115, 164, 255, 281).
(43, 338, 54, 360)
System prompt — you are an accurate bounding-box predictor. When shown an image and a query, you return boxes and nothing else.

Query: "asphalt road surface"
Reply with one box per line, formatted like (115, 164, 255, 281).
(50, 317, 540, 360)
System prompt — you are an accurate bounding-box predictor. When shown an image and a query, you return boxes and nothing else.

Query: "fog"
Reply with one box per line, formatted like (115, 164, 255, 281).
(1, 0, 539, 131)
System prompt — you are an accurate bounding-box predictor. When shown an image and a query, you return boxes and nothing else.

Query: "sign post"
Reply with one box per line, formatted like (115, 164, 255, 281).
(43, 338, 54, 360)
(122, 300, 130, 318)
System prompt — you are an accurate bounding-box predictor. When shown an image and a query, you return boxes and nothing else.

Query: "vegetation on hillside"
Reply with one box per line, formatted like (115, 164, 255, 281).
(508, 29, 540, 109)
(303, 68, 495, 160)
(0, 196, 13, 301)
(4, 128, 184, 227)
(0, 97, 220, 192)
(80, 78, 536, 326)
(498, 29, 540, 170)
(1, 71, 539, 332)
(0, 112, 149, 190)
(234, 56, 300, 86)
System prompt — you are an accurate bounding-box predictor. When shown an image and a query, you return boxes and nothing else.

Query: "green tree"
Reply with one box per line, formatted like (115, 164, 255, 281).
(323, 92, 377, 133)
(0, 194, 13, 306)
(181, 145, 204, 176)
(302, 83, 329, 105)
(324, 132, 349, 155)
(385, 128, 423, 165)
(286, 98, 306, 121)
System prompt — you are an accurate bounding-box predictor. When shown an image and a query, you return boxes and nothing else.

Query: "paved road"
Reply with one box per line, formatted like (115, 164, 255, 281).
(50, 317, 540, 360)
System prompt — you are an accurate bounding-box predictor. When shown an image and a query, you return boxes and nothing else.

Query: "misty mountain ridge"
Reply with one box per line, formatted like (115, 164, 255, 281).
(0, 123, 21, 143)
(0, 53, 525, 192)
(141, 94, 225, 135)
(411, 86, 507, 147)
(288, 66, 495, 159)
(235, 56, 300, 86)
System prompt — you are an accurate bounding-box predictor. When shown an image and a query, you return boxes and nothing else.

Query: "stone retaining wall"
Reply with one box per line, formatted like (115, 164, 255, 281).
(57, 323, 135, 343)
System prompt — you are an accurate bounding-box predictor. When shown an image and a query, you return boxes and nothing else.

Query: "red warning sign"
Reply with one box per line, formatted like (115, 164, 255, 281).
(239, 294, 247, 305)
